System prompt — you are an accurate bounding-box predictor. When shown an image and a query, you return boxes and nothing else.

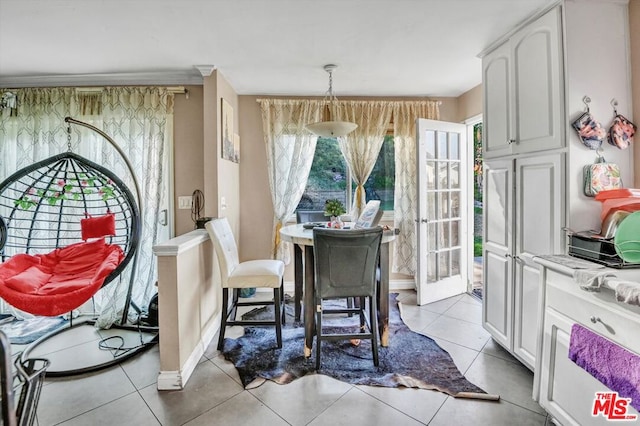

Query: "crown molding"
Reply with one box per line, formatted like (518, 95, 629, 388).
(0, 70, 204, 88)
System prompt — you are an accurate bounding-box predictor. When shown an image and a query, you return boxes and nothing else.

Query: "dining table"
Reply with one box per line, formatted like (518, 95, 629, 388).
(279, 223, 396, 358)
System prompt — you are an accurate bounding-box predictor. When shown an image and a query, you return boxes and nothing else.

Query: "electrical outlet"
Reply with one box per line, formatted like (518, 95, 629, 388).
(178, 196, 192, 210)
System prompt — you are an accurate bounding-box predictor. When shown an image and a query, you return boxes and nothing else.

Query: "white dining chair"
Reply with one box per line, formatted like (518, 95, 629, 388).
(205, 218, 285, 350)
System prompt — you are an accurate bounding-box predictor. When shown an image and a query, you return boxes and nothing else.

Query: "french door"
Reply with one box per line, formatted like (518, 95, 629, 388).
(415, 119, 468, 305)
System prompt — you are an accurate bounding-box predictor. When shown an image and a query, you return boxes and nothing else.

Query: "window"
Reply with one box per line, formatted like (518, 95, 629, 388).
(297, 135, 395, 212)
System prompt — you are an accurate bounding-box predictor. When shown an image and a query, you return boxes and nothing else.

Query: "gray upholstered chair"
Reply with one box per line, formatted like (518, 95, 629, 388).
(205, 218, 285, 350)
(312, 227, 382, 369)
(296, 210, 327, 224)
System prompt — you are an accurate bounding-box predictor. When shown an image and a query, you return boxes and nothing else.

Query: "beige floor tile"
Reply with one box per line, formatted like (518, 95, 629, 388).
(57, 392, 160, 426)
(184, 391, 288, 426)
(429, 397, 547, 426)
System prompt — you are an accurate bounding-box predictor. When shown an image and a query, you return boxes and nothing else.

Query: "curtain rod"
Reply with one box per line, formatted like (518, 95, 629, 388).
(75, 86, 187, 94)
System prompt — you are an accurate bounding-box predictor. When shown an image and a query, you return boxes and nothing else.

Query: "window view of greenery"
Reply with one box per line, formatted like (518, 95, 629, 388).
(473, 123, 483, 258)
(297, 135, 395, 212)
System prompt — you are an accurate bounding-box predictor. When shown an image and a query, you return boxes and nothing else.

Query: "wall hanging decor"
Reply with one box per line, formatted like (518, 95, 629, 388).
(607, 99, 636, 150)
(572, 96, 606, 150)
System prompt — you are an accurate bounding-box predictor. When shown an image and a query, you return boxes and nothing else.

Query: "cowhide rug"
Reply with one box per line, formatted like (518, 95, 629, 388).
(221, 293, 497, 401)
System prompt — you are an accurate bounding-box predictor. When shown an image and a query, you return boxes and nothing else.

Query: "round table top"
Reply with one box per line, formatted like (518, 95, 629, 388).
(279, 223, 395, 246)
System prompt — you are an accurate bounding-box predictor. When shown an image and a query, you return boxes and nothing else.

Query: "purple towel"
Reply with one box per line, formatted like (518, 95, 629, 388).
(569, 323, 640, 411)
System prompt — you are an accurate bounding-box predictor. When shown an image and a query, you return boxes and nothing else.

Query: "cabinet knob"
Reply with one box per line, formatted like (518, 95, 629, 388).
(507, 139, 516, 144)
(590, 316, 601, 324)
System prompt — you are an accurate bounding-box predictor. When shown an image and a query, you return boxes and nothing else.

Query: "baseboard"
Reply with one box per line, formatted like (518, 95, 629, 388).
(157, 311, 221, 391)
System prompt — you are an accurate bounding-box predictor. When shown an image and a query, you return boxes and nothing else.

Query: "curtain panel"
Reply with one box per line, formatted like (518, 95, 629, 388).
(332, 101, 393, 220)
(392, 100, 440, 276)
(0, 87, 173, 327)
(259, 98, 321, 262)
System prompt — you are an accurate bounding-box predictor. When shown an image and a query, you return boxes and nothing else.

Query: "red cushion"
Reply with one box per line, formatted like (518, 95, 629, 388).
(81, 213, 116, 240)
(4, 266, 52, 294)
(0, 238, 124, 316)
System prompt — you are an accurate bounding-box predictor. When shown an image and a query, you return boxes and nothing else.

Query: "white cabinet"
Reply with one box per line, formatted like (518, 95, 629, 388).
(480, 0, 633, 372)
(483, 153, 564, 370)
(534, 262, 640, 426)
(482, 7, 564, 159)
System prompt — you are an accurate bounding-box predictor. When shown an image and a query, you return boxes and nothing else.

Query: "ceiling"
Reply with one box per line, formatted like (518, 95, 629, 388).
(0, 0, 553, 97)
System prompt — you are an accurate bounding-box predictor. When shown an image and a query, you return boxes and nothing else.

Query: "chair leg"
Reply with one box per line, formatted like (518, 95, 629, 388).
(217, 287, 230, 350)
(280, 281, 286, 325)
(273, 288, 283, 348)
(359, 296, 366, 331)
(369, 295, 379, 366)
(230, 288, 240, 321)
(315, 299, 322, 370)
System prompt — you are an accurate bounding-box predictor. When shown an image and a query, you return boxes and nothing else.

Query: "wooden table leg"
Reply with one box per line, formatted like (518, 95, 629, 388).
(304, 246, 315, 358)
(294, 244, 303, 322)
(379, 242, 390, 347)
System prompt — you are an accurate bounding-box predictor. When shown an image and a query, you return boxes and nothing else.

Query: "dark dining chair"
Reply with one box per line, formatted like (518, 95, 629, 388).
(312, 227, 383, 369)
(296, 210, 327, 224)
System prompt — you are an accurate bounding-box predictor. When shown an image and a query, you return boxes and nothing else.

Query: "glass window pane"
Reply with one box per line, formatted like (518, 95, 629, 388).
(451, 191, 460, 217)
(450, 132, 460, 160)
(364, 135, 394, 210)
(427, 252, 437, 282)
(296, 137, 346, 211)
(451, 248, 461, 275)
(451, 219, 460, 246)
(450, 162, 460, 189)
(425, 130, 436, 158)
(427, 223, 436, 251)
(441, 222, 450, 248)
(439, 251, 450, 277)
(437, 131, 447, 159)
(438, 161, 448, 188)
(426, 161, 436, 190)
(427, 191, 436, 220)
(438, 192, 449, 219)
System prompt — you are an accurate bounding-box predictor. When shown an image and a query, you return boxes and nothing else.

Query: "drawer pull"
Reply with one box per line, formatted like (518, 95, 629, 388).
(590, 316, 600, 324)
(589, 316, 616, 335)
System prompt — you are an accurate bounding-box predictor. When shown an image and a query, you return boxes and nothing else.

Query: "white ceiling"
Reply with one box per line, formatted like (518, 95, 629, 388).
(0, 0, 553, 97)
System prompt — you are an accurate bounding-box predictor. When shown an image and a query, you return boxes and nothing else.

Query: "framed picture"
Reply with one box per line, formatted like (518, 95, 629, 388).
(221, 98, 235, 161)
(233, 133, 240, 163)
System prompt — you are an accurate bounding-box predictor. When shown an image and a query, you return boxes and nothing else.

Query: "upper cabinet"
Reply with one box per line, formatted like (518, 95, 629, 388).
(483, 7, 564, 158)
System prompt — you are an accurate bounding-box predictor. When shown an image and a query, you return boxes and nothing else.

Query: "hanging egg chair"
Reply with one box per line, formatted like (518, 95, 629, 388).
(0, 117, 155, 376)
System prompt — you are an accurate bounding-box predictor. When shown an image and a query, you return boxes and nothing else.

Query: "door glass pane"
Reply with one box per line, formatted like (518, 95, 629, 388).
(439, 251, 450, 277)
(438, 161, 448, 188)
(450, 133, 460, 160)
(437, 131, 447, 159)
(427, 223, 436, 251)
(427, 252, 437, 281)
(441, 222, 450, 248)
(451, 219, 460, 246)
(451, 248, 460, 275)
(437, 223, 446, 248)
(438, 192, 449, 219)
(426, 161, 436, 190)
(427, 191, 436, 220)
(425, 130, 436, 159)
(451, 191, 460, 217)
(450, 162, 460, 189)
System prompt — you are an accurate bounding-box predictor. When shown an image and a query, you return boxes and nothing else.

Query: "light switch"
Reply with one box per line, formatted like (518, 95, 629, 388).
(220, 196, 227, 210)
(178, 196, 192, 209)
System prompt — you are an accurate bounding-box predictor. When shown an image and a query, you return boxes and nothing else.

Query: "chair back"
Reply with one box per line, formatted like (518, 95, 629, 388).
(296, 210, 327, 223)
(205, 218, 239, 288)
(313, 227, 382, 299)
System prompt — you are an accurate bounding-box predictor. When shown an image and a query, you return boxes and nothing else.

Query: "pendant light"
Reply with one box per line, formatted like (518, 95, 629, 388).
(305, 64, 358, 138)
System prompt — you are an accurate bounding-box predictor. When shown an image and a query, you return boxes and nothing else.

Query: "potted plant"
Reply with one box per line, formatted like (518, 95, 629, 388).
(324, 199, 346, 228)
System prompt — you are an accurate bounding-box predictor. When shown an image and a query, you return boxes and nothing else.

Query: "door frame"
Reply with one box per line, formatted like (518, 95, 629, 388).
(464, 114, 482, 294)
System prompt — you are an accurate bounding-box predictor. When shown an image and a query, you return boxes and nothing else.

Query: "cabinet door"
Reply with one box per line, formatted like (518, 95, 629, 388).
(513, 153, 564, 369)
(482, 158, 513, 348)
(511, 7, 564, 155)
(482, 41, 512, 159)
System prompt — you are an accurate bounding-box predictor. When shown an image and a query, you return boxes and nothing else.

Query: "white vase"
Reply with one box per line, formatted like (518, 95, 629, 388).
(330, 216, 343, 229)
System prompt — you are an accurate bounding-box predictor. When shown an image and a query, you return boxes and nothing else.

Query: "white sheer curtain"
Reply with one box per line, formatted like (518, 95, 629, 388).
(0, 87, 173, 327)
(259, 99, 321, 262)
(333, 101, 393, 219)
(392, 101, 440, 275)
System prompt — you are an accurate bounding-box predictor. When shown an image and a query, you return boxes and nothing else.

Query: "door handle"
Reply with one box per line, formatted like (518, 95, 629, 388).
(159, 209, 168, 226)
(414, 218, 430, 224)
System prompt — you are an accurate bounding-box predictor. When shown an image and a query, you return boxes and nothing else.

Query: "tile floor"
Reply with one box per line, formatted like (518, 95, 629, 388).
(10, 291, 553, 425)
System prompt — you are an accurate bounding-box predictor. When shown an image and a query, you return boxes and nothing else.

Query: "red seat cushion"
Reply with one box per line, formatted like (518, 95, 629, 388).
(0, 238, 124, 316)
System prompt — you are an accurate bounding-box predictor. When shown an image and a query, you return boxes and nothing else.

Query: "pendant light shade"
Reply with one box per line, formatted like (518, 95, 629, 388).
(306, 64, 358, 138)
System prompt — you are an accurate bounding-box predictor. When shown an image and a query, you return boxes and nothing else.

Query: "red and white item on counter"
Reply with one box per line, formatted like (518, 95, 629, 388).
(595, 188, 640, 222)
